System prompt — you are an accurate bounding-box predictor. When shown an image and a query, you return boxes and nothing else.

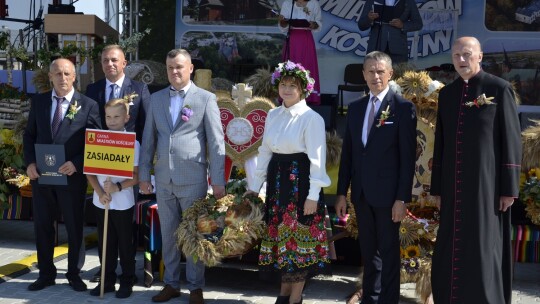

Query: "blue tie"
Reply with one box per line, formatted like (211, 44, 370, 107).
(108, 84, 117, 102)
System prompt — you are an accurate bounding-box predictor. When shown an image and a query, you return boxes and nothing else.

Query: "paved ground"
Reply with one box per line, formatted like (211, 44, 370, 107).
(0, 220, 538, 303)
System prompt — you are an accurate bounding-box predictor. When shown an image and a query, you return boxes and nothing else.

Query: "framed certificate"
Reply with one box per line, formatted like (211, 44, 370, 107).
(35, 144, 68, 185)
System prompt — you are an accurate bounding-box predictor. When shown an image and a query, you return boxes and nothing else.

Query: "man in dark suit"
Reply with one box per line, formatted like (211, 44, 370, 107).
(85, 44, 150, 282)
(85, 44, 150, 142)
(358, 0, 423, 64)
(335, 51, 417, 303)
(23, 58, 101, 292)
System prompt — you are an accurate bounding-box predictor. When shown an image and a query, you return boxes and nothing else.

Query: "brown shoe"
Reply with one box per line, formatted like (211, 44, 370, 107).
(152, 284, 180, 302)
(189, 288, 204, 304)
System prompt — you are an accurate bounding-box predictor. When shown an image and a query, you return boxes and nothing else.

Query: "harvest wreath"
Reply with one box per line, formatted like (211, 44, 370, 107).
(175, 180, 266, 266)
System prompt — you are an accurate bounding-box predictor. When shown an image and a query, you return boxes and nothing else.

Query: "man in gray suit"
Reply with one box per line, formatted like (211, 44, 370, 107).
(139, 49, 225, 304)
(358, 0, 423, 64)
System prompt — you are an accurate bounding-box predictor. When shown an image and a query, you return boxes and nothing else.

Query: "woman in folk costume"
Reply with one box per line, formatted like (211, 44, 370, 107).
(278, 0, 322, 105)
(245, 61, 331, 304)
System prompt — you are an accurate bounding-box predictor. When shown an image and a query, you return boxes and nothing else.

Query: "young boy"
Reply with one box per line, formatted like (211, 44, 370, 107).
(87, 98, 139, 298)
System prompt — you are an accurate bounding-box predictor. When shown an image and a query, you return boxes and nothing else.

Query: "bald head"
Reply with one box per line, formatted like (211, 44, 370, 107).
(451, 36, 483, 80)
(49, 58, 76, 97)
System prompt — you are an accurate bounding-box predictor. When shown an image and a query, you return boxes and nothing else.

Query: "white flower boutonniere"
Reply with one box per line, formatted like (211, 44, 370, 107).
(464, 94, 495, 108)
(377, 105, 391, 127)
(66, 100, 81, 120)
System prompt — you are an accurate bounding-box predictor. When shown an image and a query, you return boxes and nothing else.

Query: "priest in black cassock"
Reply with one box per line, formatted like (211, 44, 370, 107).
(430, 36, 522, 304)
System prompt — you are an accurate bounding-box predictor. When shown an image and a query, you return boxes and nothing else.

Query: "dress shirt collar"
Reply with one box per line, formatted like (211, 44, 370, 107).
(369, 85, 390, 103)
(280, 99, 309, 116)
(52, 88, 75, 102)
(171, 81, 192, 95)
(106, 74, 126, 89)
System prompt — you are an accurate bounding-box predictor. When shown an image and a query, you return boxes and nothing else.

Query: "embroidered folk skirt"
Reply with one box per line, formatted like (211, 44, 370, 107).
(259, 153, 331, 282)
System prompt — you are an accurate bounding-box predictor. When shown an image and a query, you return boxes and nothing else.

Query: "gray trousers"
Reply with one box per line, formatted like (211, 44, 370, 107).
(156, 181, 207, 291)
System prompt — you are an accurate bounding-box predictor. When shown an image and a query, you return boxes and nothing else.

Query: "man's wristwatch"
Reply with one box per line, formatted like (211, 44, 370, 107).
(116, 182, 122, 192)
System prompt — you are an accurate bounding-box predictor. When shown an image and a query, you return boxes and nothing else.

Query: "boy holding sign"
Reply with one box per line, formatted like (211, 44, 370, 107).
(86, 98, 139, 298)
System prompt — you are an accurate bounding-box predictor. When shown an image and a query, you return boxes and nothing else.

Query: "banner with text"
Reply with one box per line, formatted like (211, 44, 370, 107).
(176, 0, 540, 105)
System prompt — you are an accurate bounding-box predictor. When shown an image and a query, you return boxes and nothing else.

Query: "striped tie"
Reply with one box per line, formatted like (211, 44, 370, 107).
(366, 96, 377, 137)
(51, 96, 64, 136)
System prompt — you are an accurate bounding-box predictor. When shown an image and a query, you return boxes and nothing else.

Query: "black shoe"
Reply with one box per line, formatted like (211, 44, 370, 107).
(67, 276, 87, 292)
(28, 278, 55, 291)
(90, 284, 115, 296)
(90, 268, 101, 283)
(275, 295, 290, 304)
(116, 284, 133, 299)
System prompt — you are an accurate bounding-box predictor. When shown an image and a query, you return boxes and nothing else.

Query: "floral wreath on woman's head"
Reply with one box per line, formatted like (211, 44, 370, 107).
(271, 60, 315, 97)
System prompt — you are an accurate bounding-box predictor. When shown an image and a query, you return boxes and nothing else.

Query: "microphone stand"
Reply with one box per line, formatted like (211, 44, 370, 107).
(375, 3, 385, 52)
(283, 0, 295, 61)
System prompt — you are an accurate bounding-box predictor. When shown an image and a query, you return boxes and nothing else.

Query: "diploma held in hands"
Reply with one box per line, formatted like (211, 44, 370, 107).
(35, 144, 67, 185)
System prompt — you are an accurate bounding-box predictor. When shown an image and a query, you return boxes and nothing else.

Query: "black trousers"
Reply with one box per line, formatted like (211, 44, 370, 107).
(355, 196, 401, 304)
(32, 186, 86, 281)
(94, 205, 135, 286)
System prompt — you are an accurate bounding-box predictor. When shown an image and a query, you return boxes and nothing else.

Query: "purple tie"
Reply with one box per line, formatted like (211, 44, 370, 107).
(366, 96, 377, 136)
(52, 96, 64, 136)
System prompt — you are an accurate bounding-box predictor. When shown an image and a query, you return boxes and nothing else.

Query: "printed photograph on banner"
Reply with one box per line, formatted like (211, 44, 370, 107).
(482, 39, 540, 106)
(181, 31, 283, 81)
(485, 0, 540, 32)
(181, 0, 280, 25)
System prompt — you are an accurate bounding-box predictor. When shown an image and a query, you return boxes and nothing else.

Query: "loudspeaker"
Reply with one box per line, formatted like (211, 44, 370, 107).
(48, 4, 75, 14)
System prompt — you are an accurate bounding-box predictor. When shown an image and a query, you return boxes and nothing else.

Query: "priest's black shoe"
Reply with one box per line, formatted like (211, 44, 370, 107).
(28, 278, 55, 291)
(116, 283, 133, 299)
(67, 276, 87, 292)
(90, 284, 115, 296)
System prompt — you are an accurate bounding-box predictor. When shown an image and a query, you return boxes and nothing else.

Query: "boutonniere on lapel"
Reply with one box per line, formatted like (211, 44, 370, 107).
(377, 105, 391, 127)
(303, 6, 311, 15)
(122, 92, 139, 106)
(464, 94, 495, 108)
(181, 105, 193, 122)
(66, 100, 81, 120)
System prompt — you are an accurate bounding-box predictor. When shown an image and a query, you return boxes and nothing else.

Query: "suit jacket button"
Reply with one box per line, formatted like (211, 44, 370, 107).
(170, 150, 174, 154)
